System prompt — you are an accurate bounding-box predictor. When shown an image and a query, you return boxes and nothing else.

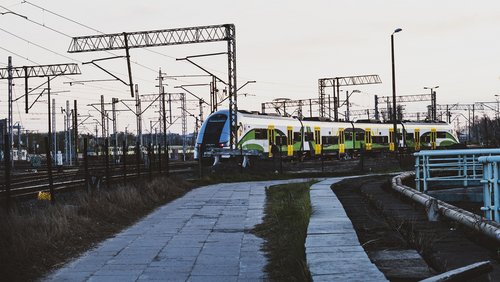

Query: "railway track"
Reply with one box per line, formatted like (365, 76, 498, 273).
(0, 160, 198, 199)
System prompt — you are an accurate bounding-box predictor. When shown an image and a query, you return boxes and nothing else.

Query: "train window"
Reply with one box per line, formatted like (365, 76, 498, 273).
(405, 133, 414, 140)
(254, 129, 267, 140)
(437, 132, 447, 138)
(356, 132, 364, 141)
(372, 136, 389, 144)
(345, 132, 353, 141)
(208, 114, 227, 123)
(304, 132, 314, 141)
(322, 136, 334, 145)
(294, 132, 302, 141)
(276, 136, 287, 145)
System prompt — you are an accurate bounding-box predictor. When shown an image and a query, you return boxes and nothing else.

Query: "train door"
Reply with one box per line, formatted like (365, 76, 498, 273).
(414, 128, 420, 150)
(430, 128, 437, 149)
(287, 126, 293, 156)
(268, 125, 276, 157)
(338, 128, 345, 154)
(389, 128, 395, 151)
(365, 128, 372, 151)
(314, 126, 321, 155)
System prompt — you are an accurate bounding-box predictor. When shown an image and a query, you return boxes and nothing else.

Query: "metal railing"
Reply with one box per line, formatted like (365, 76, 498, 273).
(479, 156, 500, 222)
(415, 148, 500, 193)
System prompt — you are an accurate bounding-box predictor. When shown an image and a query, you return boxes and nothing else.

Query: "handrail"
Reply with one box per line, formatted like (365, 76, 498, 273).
(479, 156, 500, 221)
(415, 148, 500, 157)
(415, 149, 500, 193)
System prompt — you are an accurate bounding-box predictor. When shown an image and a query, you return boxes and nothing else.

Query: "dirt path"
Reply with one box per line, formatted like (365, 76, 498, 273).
(332, 175, 500, 281)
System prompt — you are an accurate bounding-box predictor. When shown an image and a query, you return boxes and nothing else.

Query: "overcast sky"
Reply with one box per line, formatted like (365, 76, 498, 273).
(1, 0, 499, 135)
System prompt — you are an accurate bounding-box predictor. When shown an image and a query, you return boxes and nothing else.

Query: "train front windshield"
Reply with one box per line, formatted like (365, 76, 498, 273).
(202, 114, 228, 147)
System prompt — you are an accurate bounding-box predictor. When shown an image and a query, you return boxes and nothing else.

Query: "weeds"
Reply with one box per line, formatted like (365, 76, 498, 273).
(252, 181, 313, 282)
(0, 176, 193, 281)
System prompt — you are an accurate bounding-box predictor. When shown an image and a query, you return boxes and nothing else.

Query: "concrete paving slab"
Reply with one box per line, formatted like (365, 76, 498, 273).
(306, 178, 388, 281)
(44, 179, 311, 282)
(44, 177, 386, 282)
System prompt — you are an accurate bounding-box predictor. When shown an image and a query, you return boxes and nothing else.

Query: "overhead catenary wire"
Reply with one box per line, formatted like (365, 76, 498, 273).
(0, 4, 158, 79)
(0, 45, 39, 64)
(21, 0, 178, 61)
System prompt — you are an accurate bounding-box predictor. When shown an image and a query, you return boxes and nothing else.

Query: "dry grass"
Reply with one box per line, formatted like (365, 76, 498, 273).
(252, 181, 314, 282)
(0, 176, 193, 281)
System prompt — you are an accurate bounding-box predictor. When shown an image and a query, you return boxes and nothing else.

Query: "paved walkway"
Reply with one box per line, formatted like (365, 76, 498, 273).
(306, 178, 387, 281)
(44, 179, 309, 282)
(45, 177, 388, 282)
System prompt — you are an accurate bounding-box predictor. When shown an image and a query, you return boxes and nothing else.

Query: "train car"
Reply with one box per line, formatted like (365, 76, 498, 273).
(195, 109, 459, 159)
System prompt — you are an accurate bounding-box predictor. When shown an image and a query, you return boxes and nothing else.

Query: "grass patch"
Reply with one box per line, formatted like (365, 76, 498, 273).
(253, 181, 314, 281)
(0, 176, 193, 281)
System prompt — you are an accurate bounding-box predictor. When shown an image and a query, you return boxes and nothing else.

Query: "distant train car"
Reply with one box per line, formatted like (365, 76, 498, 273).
(195, 109, 459, 159)
(12, 148, 28, 161)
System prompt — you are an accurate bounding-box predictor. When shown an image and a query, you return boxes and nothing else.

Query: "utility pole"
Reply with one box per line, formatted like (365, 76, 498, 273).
(73, 100, 78, 165)
(168, 92, 172, 124)
(181, 93, 187, 161)
(210, 76, 218, 113)
(157, 69, 164, 142)
(7, 56, 13, 167)
(47, 78, 53, 164)
(63, 103, 68, 165)
(161, 82, 168, 175)
(135, 84, 142, 146)
(100, 95, 106, 146)
(52, 98, 57, 159)
(112, 98, 118, 163)
(67, 101, 72, 166)
(346, 91, 350, 121)
(106, 111, 110, 151)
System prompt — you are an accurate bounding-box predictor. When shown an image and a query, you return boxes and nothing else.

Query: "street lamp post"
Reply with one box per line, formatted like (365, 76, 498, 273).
(391, 28, 402, 152)
(495, 94, 500, 120)
(424, 86, 439, 120)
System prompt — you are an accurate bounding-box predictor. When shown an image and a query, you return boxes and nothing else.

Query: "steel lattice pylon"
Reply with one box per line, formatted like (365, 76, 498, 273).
(68, 24, 238, 148)
(0, 63, 80, 79)
(318, 74, 381, 121)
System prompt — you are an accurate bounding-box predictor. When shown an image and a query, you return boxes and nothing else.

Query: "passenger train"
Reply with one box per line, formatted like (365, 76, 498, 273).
(195, 109, 460, 159)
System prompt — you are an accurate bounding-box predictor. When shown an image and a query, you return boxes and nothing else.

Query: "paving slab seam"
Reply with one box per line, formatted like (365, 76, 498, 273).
(43, 178, 314, 282)
(306, 178, 388, 281)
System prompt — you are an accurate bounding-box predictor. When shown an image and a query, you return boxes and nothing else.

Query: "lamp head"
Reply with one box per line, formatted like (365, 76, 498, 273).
(394, 28, 403, 33)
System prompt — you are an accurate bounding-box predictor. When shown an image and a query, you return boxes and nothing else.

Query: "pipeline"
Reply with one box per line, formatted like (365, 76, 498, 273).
(391, 172, 500, 242)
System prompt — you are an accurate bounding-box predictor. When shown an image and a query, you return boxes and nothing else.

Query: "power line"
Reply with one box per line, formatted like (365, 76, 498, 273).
(0, 45, 40, 64)
(2, 3, 159, 78)
(22, 1, 102, 34)
(0, 27, 81, 63)
(0, 4, 74, 39)
(20, 1, 176, 65)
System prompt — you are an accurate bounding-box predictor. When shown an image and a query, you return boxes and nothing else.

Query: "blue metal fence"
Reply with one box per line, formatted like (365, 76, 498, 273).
(415, 148, 500, 193)
(479, 156, 500, 222)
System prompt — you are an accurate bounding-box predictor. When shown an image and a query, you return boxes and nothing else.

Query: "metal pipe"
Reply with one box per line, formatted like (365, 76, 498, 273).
(415, 148, 500, 157)
(392, 172, 500, 242)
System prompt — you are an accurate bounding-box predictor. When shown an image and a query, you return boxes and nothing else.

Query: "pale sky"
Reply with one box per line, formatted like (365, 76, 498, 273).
(1, 0, 499, 135)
